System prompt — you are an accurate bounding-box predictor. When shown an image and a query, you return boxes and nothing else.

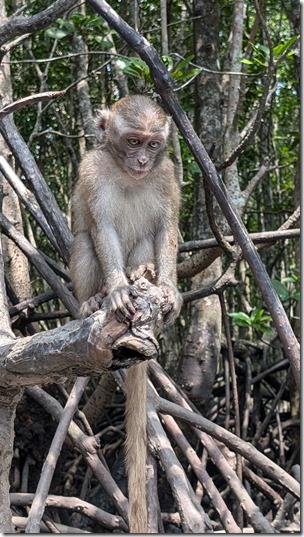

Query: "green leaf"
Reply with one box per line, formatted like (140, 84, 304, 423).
(283, 274, 300, 284)
(258, 44, 270, 56)
(129, 57, 149, 72)
(70, 12, 87, 23)
(292, 290, 300, 302)
(228, 312, 251, 327)
(258, 325, 272, 335)
(45, 28, 69, 40)
(57, 18, 75, 32)
(174, 54, 195, 71)
(172, 67, 200, 82)
(251, 43, 269, 57)
(94, 36, 113, 48)
(271, 279, 290, 302)
(122, 66, 143, 78)
(273, 36, 298, 57)
(121, 57, 150, 80)
(250, 308, 264, 321)
(254, 58, 268, 67)
(240, 58, 254, 65)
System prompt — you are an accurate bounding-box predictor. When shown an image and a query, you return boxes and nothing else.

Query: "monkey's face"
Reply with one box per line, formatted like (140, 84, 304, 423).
(95, 98, 171, 180)
(118, 132, 167, 179)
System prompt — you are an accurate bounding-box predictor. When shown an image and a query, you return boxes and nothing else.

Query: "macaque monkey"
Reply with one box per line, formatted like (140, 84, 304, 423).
(70, 95, 181, 533)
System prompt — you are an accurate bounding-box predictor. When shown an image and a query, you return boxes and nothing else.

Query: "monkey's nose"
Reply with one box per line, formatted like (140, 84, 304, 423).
(137, 156, 148, 165)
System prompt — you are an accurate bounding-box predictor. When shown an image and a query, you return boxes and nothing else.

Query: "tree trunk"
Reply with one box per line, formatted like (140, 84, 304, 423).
(177, 0, 222, 407)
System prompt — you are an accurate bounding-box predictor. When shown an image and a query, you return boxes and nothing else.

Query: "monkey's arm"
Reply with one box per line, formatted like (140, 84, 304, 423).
(155, 219, 182, 323)
(90, 222, 136, 319)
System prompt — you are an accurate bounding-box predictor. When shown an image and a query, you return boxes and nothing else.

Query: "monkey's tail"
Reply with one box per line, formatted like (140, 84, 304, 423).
(125, 361, 148, 533)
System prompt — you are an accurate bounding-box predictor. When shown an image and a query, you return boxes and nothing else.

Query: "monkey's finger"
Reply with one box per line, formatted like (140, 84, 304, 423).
(114, 294, 134, 319)
(120, 290, 136, 314)
(109, 294, 125, 314)
(115, 309, 127, 322)
(129, 287, 139, 298)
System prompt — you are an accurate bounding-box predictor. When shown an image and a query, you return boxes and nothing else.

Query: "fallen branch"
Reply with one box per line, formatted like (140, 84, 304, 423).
(160, 413, 242, 533)
(146, 390, 213, 533)
(12, 516, 90, 534)
(149, 362, 276, 533)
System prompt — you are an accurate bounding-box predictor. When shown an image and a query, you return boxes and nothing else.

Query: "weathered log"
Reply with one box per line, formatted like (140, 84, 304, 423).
(0, 277, 164, 387)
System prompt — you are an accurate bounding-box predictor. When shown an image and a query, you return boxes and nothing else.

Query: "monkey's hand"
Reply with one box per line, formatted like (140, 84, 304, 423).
(159, 283, 183, 324)
(105, 285, 137, 322)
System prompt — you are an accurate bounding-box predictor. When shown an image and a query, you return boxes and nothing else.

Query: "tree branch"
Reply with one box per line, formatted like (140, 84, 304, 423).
(179, 228, 300, 253)
(157, 397, 300, 500)
(0, 91, 66, 120)
(160, 413, 242, 533)
(0, 115, 72, 263)
(0, 0, 79, 49)
(0, 212, 78, 316)
(10, 493, 128, 532)
(0, 156, 60, 254)
(25, 377, 89, 533)
(149, 361, 277, 533)
(26, 385, 129, 524)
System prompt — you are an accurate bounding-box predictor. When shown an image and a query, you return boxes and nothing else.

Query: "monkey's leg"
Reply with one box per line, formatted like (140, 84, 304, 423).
(70, 232, 105, 316)
(126, 237, 156, 283)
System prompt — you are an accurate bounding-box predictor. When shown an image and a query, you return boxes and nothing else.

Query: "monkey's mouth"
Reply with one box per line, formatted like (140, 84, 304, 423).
(125, 166, 149, 179)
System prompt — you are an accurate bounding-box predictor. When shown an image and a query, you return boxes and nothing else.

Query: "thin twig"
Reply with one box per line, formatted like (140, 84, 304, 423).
(0, 91, 65, 120)
(219, 292, 243, 521)
(179, 228, 300, 252)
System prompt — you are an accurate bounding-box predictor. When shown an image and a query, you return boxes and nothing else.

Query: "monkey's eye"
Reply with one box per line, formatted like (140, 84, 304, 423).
(128, 138, 140, 146)
(148, 140, 160, 149)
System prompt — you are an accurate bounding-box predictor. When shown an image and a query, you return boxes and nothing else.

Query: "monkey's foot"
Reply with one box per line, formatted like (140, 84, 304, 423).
(126, 263, 156, 283)
(80, 293, 105, 319)
(159, 283, 183, 324)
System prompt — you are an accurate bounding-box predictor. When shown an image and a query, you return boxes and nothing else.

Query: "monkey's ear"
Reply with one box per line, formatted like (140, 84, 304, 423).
(165, 116, 172, 139)
(94, 109, 111, 142)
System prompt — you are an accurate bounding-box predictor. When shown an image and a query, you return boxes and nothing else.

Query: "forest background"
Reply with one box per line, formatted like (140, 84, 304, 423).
(0, 0, 300, 533)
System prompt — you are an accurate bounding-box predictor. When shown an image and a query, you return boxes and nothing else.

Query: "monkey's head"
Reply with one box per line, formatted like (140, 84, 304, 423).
(95, 95, 171, 179)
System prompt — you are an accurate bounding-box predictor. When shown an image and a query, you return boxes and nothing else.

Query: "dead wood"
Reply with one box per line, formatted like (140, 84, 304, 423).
(0, 276, 165, 387)
(10, 493, 128, 532)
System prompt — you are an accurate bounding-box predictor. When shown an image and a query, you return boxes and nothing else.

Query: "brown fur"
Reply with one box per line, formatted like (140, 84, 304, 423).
(70, 95, 181, 532)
